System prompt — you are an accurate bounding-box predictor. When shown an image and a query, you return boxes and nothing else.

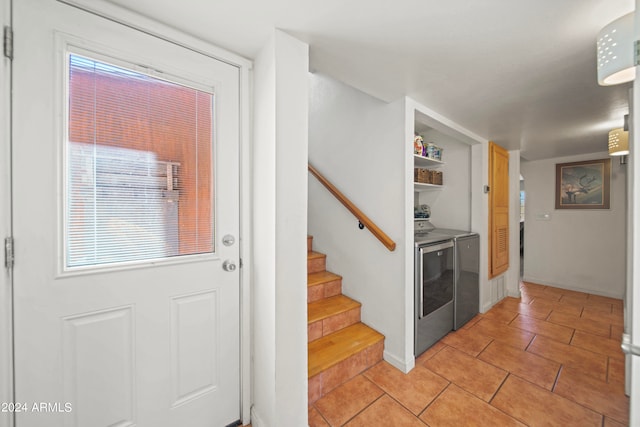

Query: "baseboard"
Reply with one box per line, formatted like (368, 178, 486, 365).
(482, 301, 496, 314)
(521, 276, 623, 299)
(383, 349, 415, 374)
(250, 406, 266, 427)
(507, 288, 522, 298)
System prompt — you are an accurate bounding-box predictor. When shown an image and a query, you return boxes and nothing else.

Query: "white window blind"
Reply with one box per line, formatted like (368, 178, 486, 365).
(66, 54, 214, 269)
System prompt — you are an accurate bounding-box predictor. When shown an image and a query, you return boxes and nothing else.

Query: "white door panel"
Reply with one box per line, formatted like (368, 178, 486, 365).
(62, 306, 136, 426)
(13, 1, 240, 426)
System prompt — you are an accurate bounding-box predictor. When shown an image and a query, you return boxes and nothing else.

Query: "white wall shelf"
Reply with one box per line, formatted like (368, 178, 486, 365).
(413, 154, 444, 167)
(414, 182, 443, 192)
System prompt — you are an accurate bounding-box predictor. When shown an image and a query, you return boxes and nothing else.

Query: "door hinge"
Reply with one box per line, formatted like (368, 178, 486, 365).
(4, 237, 14, 269)
(3, 26, 13, 60)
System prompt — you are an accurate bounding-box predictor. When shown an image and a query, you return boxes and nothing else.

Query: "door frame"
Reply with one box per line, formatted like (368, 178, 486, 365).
(1, 0, 253, 424)
(0, 0, 13, 425)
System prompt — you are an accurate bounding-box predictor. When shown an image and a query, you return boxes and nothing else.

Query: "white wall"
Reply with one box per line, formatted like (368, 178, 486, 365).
(252, 30, 308, 427)
(308, 73, 410, 370)
(471, 143, 491, 311)
(416, 129, 471, 231)
(521, 152, 626, 298)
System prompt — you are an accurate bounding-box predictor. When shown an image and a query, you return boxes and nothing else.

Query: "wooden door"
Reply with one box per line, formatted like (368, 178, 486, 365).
(489, 141, 509, 278)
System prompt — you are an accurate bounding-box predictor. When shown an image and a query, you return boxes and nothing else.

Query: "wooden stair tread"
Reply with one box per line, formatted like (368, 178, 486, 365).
(308, 271, 342, 287)
(307, 251, 326, 260)
(308, 323, 384, 378)
(308, 295, 360, 324)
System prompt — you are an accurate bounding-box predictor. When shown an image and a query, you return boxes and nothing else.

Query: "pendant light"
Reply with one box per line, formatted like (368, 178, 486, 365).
(597, 12, 635, 86)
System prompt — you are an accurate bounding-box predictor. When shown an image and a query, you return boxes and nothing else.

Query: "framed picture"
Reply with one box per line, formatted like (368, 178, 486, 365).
(555, 159, 611, 209)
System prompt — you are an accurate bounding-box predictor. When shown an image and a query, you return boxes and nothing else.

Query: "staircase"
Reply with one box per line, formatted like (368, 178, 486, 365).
(307, 235, 385, 404)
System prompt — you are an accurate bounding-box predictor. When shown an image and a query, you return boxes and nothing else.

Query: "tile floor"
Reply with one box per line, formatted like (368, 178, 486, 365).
(308, 282, 629, 427)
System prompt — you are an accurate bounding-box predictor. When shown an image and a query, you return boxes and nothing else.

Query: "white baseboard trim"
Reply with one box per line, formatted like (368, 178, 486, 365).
(250, 406, 266, 427)
(383, 350, 415, 374)
(521, 276, 624, 299)
(507, 288, 522, 298)
(482, 301, 496, 313)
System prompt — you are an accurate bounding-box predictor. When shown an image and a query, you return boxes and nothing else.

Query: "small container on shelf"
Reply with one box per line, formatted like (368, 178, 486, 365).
(434, 146, 443, 161)
(425, 142, 435, 158)
(414, 168, 431, 184)
(414, 204, 431, 218)
(414, 135, 424, 155)
(431, 170, 443, 185)
(425, 143, 443, 161)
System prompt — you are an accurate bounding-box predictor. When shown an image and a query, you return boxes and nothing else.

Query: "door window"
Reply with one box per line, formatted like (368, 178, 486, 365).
(66, 53, 214, 269)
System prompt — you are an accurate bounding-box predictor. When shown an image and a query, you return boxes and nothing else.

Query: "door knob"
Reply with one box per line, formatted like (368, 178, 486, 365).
(222, 260, 236, 272)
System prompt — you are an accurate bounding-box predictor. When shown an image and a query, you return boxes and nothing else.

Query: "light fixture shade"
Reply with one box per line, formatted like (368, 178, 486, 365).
(597, 12, 636, 86)
(608, 128, 629, 156)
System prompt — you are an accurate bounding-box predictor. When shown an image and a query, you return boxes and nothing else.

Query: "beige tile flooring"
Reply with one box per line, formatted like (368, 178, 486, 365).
(308, 282, 629, 426)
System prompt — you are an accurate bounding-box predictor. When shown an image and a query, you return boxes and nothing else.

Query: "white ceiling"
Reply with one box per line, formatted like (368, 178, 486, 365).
(107, 0, 634, 160)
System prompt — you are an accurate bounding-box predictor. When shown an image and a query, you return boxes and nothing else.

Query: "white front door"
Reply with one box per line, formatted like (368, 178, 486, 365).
(12, 1, 241, 426)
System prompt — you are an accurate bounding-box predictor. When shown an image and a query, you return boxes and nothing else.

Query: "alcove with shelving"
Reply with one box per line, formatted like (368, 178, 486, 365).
(413, 154, 444, 192)
(399, 98, 485, 371)
(411, 108, 475, 230)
